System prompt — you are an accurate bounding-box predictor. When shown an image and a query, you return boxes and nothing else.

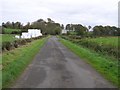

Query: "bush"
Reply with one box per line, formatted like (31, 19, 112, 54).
(2, 42, 6, 51)
(13, 40, 19, 48)
(20, 39, 27, 45)
(78, 40, 118, 58)
(2, 35, 45, 52)
(25, 39, 32, 43)
(2, 41, 13, 51)
(11, 31, 21, 34)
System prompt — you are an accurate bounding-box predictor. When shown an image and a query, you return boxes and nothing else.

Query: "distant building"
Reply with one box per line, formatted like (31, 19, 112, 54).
(15, 29, 42, 39)
(28, 29, 42, 37)
(21, 32, 31, 39)
(61, 29, 70, 34)
(89, 28, 93, 31)
(15, 35, 20, 39)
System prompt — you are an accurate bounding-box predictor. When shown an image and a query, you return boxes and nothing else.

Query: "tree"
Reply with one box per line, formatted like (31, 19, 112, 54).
(88, 25, 91, 30)
(47, 18, 55, 23)
(5, 21, 12, 28)
(2, 22, 6, 28)
(93, 26, 101, 36)
(65, 24, 71, 30)
(12, 22, 15, 28)
(54, 27, 61, 35)
(23, 22, 30, 30)
(30, 18, 61, 35)
(73, 24, 87, 36)
(61, 24, 64, 29)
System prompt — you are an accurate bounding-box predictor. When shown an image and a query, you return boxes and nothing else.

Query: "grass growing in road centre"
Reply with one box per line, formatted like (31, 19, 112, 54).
(2, 37, 48, 88)
(59, 38, 119, 87)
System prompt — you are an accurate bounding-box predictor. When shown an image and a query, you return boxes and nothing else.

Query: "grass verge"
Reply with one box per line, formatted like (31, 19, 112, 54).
(59, 38, 119, 87)
(2, 36, 48, 88)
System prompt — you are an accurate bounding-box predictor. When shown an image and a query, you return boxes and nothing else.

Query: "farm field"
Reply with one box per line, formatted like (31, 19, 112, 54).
(3, 28, 21, 34)
(83, 37, 119, 47)
(1, 34, 18, 43)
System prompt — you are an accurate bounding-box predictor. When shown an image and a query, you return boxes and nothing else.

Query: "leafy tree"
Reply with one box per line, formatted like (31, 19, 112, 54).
(93, 25, 119, 36)
(61, 24, 64, 29)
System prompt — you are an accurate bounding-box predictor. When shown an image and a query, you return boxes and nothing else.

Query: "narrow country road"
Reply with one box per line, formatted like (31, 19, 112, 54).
(13, 36, 115, 88)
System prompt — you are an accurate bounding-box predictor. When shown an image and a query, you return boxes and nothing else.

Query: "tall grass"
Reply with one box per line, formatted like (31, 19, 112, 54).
(60, 38, 119, 87)
(2, 37, 48, 88)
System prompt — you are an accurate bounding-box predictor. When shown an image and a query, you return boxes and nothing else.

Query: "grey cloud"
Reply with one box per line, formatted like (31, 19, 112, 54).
(1, 0, 119, 27)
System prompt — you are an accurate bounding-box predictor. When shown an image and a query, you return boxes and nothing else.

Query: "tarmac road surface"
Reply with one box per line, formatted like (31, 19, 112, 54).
(13, 36, 115, 88)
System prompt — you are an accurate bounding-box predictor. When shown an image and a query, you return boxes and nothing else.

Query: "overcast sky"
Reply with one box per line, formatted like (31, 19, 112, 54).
(1, 0, 119, 27)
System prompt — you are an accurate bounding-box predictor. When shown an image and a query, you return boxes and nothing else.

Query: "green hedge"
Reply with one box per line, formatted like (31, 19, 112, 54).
(60, 35, 118, 59)
(2, 36, 44, 51)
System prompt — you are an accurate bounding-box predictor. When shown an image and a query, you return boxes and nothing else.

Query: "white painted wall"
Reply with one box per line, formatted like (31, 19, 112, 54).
(61, 29, 69, 34)
(15, 29, 43, 39)
(15, 35, 20, 39)
(21, 33, 31, 39)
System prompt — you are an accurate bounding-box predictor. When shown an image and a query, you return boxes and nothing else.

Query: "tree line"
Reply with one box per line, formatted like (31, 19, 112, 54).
(2, 18, 120, 36)
(93, 25, 120, 36)
(65, 24, 120, 36)
(2, 18, 62, 35)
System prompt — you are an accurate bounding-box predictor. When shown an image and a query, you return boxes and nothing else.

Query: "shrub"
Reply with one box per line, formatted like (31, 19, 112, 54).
(20, 39, 27, 45)
(2, 35, 45, 52)
(2, 42, 6, 51)
(13, 40, 19, 48)
(11, 31, 21, 34)
(2, 41, 13, 51)
(25, 39, 32, 43)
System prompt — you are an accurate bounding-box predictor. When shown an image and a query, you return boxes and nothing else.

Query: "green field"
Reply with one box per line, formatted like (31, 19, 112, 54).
(4, 28, 21, 34)
(2, 36, 48, 88)
(0, 34, 18, 50)
(59, 38, 119, 87)
(84, 37, 118, 47)
(1, 34, 18, 43)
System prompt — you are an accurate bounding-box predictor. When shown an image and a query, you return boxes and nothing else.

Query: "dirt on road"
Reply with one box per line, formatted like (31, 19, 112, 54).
(13, 36, 116, 88)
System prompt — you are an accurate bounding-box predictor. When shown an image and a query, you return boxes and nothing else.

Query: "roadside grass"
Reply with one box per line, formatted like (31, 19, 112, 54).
(2, 36, 48, 88)
(59, 38, 119, 87)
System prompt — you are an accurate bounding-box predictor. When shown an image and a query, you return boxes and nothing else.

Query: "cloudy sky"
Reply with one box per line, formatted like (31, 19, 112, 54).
(1, 0, 119, 27)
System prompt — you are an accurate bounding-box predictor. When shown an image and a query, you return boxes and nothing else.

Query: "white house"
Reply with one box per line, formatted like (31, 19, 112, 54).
(61, 29, 70, 34)
(21, 32, 31, 39)
(15, 35, 20, 39)
(15, 29, 42, 39)
(28, 29, 42, 38)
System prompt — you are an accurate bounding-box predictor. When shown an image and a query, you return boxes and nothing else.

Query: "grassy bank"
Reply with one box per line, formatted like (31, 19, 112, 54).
(2, 36, 48, 88)
(59, 38, 119, 87)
